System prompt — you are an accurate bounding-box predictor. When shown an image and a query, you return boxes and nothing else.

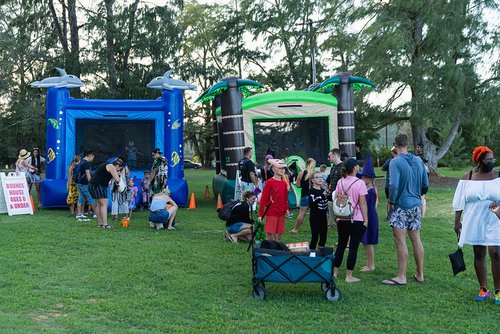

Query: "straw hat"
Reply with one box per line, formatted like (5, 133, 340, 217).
(18, 149, 31, 159)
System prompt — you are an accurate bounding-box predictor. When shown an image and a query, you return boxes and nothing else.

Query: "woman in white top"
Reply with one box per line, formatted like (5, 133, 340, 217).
(15, 149, 37, 187)
(453, 146, 500, 303)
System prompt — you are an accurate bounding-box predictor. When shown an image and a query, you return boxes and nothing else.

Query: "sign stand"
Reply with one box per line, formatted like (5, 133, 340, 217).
(0, 172, 34, 216)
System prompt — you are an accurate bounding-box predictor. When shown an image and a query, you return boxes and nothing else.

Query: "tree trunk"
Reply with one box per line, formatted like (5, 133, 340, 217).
(412, 115, 461, 175)
(67, 0, 80, 77)
(105, 0, 118, 93)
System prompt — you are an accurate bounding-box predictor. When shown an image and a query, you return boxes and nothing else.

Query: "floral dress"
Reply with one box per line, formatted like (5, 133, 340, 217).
(66, 165, 79, 205)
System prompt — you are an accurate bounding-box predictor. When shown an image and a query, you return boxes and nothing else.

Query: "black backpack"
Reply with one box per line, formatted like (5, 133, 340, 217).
(217, 200, 242, 221)
(72, 161, 83, 183)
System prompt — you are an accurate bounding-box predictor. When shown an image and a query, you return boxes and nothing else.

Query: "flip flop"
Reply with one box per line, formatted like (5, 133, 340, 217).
(413, 274, 424, 283)
(382, 279, 407, 286)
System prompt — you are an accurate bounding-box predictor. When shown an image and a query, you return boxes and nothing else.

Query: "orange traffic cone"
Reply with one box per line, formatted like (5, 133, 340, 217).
(30, 195, 36, 212)
(204, 185, 210, 199)
(216, 193, 223, 210)
(188, 192, 196, 209)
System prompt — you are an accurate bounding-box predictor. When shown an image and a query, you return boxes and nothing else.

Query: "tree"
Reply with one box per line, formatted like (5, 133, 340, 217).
(48, 0, 82, 77)
(0, 0, 55, 161)
(240, 0, 329, 89)
(355, 0, 499, 173)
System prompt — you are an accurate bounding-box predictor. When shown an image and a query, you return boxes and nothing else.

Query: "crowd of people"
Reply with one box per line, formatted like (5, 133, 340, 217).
(223, 135, 499, 304)
(12, 134, 499, 304)
(14, 147, 177, 230)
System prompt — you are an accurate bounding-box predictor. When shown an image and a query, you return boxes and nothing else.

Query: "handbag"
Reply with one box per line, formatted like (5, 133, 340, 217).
(449, 234, 466, 276)
(332, 179, 359, 218)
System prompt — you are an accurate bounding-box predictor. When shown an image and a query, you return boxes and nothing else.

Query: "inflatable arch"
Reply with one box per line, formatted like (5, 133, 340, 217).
(31, 69, 194, 207)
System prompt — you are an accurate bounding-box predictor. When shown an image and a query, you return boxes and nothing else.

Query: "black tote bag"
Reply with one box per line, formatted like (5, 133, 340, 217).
(449, 234, 466, 276)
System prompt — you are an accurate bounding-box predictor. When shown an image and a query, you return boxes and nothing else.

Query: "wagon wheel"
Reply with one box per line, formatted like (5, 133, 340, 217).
(321, 282, 330, 292)
(252, 285, 266, 300)
(325, 287, 341, 302)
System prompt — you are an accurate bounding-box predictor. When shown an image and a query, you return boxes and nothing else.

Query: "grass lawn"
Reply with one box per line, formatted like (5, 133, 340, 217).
(0, 168, 498, 333)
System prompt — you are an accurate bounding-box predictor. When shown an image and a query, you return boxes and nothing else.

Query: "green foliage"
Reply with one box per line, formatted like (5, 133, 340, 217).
(368, 146, 393, 168)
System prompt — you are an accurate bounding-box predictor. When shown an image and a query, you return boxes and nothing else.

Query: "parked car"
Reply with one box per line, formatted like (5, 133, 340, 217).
(184, 160, 202, 169)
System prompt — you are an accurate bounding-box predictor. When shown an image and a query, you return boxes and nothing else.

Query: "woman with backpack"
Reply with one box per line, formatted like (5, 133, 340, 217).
(333, 158, 369, 283)
(224, 191, 257, 243)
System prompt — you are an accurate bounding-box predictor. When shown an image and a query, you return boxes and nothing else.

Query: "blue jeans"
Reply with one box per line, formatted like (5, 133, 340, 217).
(226, 223, 245, 234)
(77, 184, 95, 205)
(149, 209, 170, 224)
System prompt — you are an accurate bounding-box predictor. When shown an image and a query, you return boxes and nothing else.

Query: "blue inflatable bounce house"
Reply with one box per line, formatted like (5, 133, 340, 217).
(31, 69, 195, 208)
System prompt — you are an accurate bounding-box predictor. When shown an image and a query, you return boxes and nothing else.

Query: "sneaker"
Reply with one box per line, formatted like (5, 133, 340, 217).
(228, 234, 238, 244)
(76, 214, 88, 219)
(493, 291, 500, 305)
(93, 214, 97, 219)
(474, 288, 492, 301)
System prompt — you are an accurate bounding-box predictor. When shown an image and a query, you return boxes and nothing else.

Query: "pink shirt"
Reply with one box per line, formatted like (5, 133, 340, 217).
(335, 176, 368, 221)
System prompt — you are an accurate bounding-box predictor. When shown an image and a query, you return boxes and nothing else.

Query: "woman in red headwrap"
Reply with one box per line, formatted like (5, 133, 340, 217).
(453, 146, 500, 304)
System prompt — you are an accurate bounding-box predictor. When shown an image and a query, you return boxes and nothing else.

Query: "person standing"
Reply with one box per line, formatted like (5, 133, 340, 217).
(381, 146, 397, 220)
(88, 158, 124, 228)
(150, 148, 168, 195)
(259, 154, 274, 189)
(258, 159, 289, 242)
(333, 158, 368, 283)
(355, 143, 363, 160)
(75, 150, 97, 221)
(16, 149, 37, 189)
(359, 153, 379, 272)
(291, 157, 316, 233)
(27, 148, 46, 208)
(383, 134, 429, 285)
(453, 146, 500, 303)
(309, 172, 328, 250)
(66, 155, 81, 216)
(238, 147, 259, 192)
(325, 148, 344, 227)
(414, 143, 430, 218)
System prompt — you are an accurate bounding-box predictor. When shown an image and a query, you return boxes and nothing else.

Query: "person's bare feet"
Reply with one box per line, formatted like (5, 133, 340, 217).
(413, 273, 424, 283)
(360, 266, 375, 272)
(345, 276, 361, 283)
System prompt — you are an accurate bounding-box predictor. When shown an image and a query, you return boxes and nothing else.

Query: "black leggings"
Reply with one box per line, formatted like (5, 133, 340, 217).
(333, 220, 366, 270)
(310, 215, 328, 249)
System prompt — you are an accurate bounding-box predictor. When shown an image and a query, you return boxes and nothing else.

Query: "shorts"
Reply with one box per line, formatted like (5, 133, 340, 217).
(31, 174, 41, 183)
(240, 181, 255, 192)
(264, 215, 285, 234)
(149, 209, 170, 224)
(299, 196, 309, 207)
(77, 184, 96, 205)
(226, 223, 245, 234)
(89, 184, 108, 200)
(390, 206, 421, 231)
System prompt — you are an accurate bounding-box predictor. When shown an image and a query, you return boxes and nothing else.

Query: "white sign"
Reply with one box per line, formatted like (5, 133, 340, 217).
(0, 172, 33, 216)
